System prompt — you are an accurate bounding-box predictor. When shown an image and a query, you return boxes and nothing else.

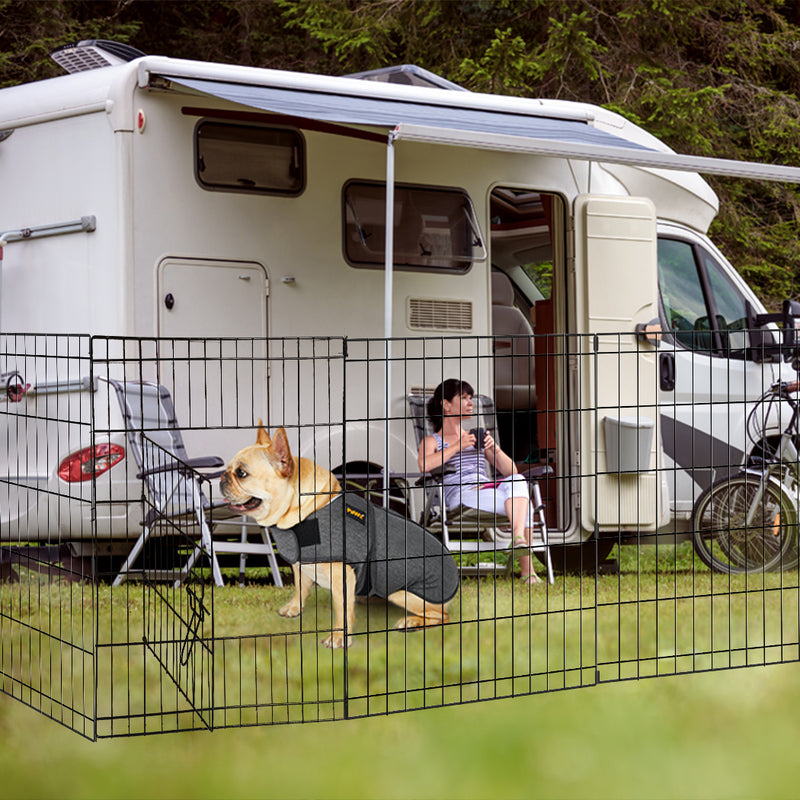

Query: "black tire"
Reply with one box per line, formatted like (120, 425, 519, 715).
(541, 538, 615, 575)
(691, 473, 797, 574)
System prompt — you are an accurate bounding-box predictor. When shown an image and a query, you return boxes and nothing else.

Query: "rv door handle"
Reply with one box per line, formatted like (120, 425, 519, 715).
(660, 352, 675, 392)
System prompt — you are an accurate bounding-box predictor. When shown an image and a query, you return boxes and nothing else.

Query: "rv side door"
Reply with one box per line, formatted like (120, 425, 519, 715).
(574, 195, 662, 533)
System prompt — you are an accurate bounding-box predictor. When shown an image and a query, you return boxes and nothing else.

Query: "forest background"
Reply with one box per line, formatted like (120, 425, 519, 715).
(3, 0, 800, 307)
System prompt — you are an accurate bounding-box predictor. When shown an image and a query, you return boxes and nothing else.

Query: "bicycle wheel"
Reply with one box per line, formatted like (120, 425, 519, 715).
(691, 473, 798, 574)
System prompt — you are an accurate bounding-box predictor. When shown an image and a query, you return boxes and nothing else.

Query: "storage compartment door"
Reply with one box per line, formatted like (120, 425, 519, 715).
(157, 258, 268, 458)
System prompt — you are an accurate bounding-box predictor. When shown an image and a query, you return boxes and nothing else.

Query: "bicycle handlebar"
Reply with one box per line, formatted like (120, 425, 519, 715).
(771, 380, 800, 396)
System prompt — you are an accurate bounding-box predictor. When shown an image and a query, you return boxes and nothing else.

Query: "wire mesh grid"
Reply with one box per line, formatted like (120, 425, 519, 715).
(0, 334, 96, 738)
(0, 332, 798, 738)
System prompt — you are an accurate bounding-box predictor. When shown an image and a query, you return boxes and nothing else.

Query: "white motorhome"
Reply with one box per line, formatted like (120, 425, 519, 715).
(2, 42, 799, 564)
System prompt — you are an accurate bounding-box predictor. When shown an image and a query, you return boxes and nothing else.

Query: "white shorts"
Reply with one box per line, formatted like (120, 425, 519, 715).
(445, 473, 535, 527)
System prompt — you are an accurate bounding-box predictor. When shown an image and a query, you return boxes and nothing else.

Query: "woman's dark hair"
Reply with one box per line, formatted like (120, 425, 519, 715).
(427, 378, 474, 431)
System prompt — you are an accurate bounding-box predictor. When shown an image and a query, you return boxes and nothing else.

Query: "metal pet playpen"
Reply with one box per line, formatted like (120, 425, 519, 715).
(1, 332, 799, 740)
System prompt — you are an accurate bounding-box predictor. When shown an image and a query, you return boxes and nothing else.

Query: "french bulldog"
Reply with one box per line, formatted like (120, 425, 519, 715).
(220, 426, 458, 648)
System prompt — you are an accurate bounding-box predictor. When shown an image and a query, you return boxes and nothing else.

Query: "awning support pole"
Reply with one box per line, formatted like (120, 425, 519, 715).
(383, 128, 398, 504)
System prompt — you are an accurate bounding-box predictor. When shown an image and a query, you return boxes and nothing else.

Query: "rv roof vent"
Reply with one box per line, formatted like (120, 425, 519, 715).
(50, 40, 146, 74)
(345, 64, 468, 92)
(408, 298, 473, 331)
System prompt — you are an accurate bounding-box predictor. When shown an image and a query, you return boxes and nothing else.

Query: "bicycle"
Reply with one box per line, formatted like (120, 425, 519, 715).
(691, 379, 800, 574)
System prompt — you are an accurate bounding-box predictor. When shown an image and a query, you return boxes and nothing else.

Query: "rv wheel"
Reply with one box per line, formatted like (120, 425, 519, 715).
(540, 539, 615, 575)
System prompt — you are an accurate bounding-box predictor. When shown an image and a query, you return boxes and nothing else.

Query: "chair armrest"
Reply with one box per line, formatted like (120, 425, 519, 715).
(137, 456, 225, 480)
(187, 456, 226, 470)
(519, 464, 554, 480)
(413, 464, 456, 487)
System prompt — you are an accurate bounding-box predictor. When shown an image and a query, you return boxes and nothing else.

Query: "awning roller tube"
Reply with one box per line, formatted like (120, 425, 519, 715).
(393, 123, 800, 184)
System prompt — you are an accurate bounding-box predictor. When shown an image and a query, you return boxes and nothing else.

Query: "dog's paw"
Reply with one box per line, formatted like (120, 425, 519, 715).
(321, 632, 352, 649)
(394, 615, 429, 630)
(278, 600, 302, 618)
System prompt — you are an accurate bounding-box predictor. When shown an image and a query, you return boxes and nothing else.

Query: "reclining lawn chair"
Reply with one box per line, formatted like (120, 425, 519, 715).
(109, 380, 283, 588)
(407, 393, 554, 582)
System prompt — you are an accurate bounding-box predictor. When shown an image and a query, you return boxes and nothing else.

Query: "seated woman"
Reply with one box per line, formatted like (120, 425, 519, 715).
(417, 378, 541, 585)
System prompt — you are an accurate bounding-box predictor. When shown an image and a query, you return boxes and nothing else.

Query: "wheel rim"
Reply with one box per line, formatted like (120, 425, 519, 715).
(694, 476, 796, 573)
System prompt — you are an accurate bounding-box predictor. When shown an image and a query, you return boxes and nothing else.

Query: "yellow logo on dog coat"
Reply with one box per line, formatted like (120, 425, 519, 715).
(345, 505, 365, 524)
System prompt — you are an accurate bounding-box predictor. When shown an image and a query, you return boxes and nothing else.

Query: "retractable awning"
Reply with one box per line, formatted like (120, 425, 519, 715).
(168, 75, 653, 153)
(168, 75, 800, 184)
(393, 123, 800, 183)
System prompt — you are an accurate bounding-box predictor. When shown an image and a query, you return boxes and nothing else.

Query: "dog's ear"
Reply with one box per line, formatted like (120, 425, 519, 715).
(272, 427, 294, 478)
(256, 420, 271, 447)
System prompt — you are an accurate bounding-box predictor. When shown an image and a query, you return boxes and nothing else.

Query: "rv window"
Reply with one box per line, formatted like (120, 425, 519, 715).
(699, 249, 750, 356)
(658, 238, 750, 356)
(343, 182, 485, 272)
(195, 122, 304, 196)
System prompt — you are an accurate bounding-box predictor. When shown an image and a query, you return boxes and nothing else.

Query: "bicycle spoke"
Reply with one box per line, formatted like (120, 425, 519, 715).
(692, 474, 796, 574)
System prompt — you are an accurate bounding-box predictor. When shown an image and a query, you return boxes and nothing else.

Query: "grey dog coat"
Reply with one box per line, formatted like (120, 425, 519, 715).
(271, 494, 459, 604)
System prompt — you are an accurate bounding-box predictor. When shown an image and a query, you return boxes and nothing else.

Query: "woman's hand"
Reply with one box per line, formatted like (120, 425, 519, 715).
(458, 429, 477, 451)
(482, 433, 518, 475)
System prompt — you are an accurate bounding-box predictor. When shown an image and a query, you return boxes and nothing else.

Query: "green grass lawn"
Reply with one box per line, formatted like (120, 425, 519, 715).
(2, 542, 800, 798)
(2, 662, 799, 800)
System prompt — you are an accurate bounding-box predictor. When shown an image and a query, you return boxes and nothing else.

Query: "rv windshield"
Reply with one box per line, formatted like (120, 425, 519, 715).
(343, 182, 485, 272)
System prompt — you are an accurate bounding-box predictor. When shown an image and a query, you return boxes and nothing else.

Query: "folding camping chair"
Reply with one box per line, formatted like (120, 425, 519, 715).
(109, 380, 283, 588)
(407, 393, 554, 582)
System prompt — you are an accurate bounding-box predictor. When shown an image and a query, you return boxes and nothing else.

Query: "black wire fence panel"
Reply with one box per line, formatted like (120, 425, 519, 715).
(0, 334, 96, 738)
(0, 333, 798, 737)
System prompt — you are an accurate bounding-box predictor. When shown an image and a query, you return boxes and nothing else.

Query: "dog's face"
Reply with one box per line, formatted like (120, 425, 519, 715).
(220, 426, 296, 527)
(220, 425, 340, 528)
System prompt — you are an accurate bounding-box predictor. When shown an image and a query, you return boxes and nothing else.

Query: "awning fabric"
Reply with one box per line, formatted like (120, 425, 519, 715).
(169, 76, 652, 152)
(168, 75, 800, 184)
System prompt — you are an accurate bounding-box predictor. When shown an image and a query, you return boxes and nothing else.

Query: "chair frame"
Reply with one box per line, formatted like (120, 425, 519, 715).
(108, 379, 283, 588)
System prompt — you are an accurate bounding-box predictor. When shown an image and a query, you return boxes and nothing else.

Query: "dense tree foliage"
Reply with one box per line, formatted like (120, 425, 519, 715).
(2, 0, 800, 305)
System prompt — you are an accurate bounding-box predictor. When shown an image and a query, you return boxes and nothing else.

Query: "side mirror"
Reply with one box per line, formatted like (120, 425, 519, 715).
(781, 300, 800, 366)
(783, 299, 800, 317)
(745, 300, 780, 362)
(745, 298, 800, 363)
(782, 299, 800, 346)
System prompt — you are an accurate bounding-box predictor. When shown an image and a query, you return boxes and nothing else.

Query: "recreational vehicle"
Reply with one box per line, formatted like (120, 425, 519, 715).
(2, 41, 799, 570)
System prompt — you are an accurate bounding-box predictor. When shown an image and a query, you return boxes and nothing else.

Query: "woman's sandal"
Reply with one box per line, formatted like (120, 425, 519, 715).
(512, 534, 529, 548)
(520, 569, 542, 585)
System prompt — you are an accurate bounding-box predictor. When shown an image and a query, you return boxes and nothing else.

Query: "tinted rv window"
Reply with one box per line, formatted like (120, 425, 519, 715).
(343, 182, 485, 272)
(658, 238, 750, 356)
(195, 122, 304, 195)
(699, 249, 750, 354)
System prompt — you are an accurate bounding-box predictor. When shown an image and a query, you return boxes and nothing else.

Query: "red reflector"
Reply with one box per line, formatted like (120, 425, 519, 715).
(58, 443, 125, 482)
